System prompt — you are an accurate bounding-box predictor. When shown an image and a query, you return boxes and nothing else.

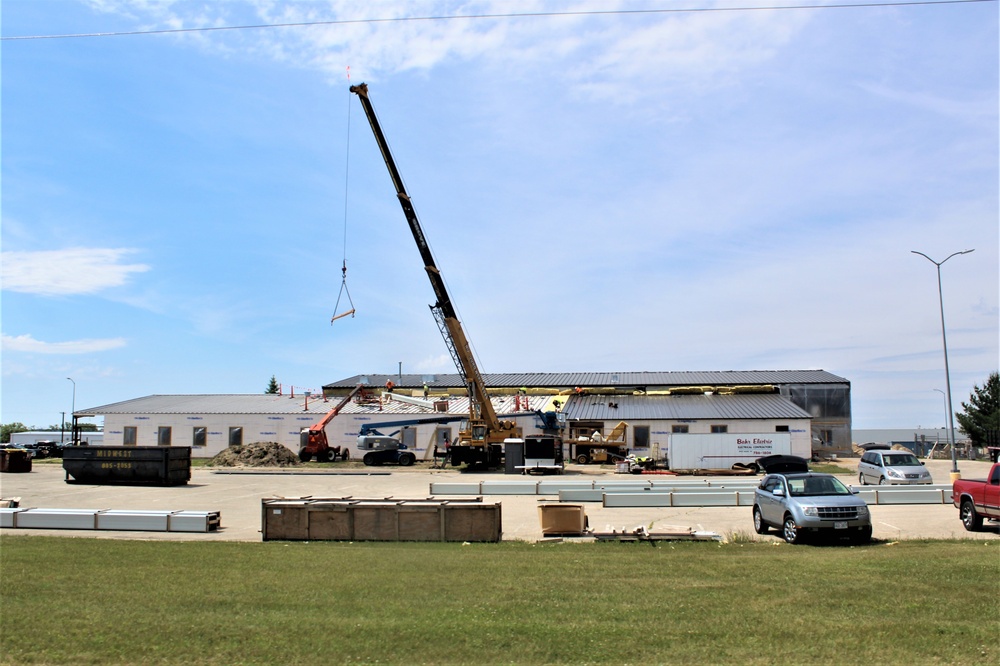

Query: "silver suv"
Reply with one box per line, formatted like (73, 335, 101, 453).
(753, 459, 872, 544)
(858, 448, 932, 485)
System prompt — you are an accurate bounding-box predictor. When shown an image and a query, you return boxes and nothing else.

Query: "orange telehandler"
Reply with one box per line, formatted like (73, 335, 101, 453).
(298, 385, 365, 462)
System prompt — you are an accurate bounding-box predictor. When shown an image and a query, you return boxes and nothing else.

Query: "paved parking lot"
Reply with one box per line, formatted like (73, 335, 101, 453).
(1, 459, 997, 542)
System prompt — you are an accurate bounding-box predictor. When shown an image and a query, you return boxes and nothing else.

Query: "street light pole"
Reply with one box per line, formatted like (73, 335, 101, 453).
(911, 249, 974, 480)
(67, 377, 76, 444)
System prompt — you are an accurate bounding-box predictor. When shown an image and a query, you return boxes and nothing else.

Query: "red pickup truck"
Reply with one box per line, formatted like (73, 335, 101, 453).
(952, 462, 1000, 531)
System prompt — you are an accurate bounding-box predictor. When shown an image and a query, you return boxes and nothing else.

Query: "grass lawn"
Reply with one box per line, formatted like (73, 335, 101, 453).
(1, 536, 996, 665)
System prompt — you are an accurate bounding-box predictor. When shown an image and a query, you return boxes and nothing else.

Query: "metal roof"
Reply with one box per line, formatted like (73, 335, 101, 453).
(77, 393, 553, 418)
(562, 393, 812, 421)
(76, 394, 341, 417)
(327, 370, 848, 390)
(77, 393, 810, 421)
(77, 392, 808, 422)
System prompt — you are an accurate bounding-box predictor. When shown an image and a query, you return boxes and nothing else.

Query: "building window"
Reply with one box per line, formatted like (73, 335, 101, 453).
(711, 425, 728, 434)
(158, 427, 172, 446)
(229, 427, 243, 447)
(123, 427, 137, 447)
(775, 425, 789, 432)
(633, 426, 650, 449)
(193, 427, 207, 447)
(672, 425, 689, 434)
(818, 429, 833, 447)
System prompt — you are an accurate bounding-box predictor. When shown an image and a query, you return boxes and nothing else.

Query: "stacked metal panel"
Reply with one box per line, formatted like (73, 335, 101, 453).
(0, 508, 220, 532)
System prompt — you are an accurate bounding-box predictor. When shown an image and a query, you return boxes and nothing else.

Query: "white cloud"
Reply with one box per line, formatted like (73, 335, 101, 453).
(1, 248, 150, 296)
(2, 334, 127, 354)
(77, 1, 814, 102)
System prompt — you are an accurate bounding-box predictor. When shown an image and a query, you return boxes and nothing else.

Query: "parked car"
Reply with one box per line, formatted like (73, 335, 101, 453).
(858, 447, 932, 485)
(753, 456, 872, 544)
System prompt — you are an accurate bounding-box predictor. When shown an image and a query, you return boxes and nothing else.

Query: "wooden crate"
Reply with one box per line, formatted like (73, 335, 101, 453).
(261, 497, 501, 542)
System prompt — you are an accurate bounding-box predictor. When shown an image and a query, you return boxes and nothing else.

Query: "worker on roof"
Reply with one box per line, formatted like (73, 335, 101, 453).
(385, 380, 395, 393)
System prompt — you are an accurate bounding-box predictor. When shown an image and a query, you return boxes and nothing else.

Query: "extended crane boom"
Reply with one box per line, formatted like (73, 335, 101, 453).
(350, 83, 520, 468)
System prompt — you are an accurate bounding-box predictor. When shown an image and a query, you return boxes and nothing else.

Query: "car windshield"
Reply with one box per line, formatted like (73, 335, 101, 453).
(787, 476, 852, 497)
(883, 454, 920, 466)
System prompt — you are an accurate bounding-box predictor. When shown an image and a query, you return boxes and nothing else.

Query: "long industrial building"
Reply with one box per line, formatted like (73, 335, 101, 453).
(76, 370, 850, 465)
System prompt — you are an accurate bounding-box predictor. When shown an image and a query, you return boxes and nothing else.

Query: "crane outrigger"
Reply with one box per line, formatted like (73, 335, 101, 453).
(350, 83, 521, 469)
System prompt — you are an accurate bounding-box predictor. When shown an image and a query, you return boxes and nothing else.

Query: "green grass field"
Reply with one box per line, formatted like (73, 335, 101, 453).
(1, 536, 996, 665)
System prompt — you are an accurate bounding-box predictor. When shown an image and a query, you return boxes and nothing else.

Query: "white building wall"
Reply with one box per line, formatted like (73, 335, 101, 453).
(100, 411, 541, 459)
(102, 413, 317, 458)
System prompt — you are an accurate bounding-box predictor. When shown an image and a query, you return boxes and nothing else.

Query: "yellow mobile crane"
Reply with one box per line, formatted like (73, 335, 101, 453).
(350, 83, 521, 469)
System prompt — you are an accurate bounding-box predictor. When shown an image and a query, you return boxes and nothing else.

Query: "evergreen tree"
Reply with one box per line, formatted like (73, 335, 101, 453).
(956, 371, 1000, 445)
(265, 375, 280, 394)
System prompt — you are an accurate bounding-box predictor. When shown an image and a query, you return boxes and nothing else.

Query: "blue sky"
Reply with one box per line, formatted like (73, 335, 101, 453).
(2, 0, 997, 430)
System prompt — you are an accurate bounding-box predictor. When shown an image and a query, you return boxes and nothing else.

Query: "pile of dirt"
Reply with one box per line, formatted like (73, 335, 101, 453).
(208, 441, 300, 468)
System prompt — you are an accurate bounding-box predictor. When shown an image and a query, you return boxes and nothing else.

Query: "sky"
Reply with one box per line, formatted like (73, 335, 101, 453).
(1, 0, 997, 431)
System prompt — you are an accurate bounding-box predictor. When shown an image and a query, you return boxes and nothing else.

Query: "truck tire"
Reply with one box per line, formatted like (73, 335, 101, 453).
(322, 448, 338, 463)
(960, 499, 983, 531)
(340, 449, 350, 461)
(398, 452, 415, 467)
(363, 452, 378, 467)
(852, 526, 872, 545)
(298, 448, 312, 463)
(575, 454, 588, 465)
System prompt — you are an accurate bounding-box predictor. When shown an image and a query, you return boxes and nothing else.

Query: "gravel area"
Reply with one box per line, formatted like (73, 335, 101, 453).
(1, 458, 997, 542)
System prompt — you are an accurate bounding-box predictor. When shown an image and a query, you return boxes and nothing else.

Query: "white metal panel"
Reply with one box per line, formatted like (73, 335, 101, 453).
(429, 482, 481, 495)
(603, 493, 673, 507)
(535, 480, 595, 495)
(97, 510, 171, 531)
(558, 489, 606, 502)
(874, 489, 947, 505)
(480, 480, 539, 495)
(168, 511, 219, 532)
(14, 508, 100, 530)
(672, 492, 739, 507)
(0, 508, 25, 527)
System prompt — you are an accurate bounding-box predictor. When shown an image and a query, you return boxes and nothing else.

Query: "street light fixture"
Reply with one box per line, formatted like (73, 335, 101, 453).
(911, 249, 974, 479)
(67, 377, 76, 444)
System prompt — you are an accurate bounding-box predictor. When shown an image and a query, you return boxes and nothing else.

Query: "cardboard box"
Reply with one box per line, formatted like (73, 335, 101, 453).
(538, 503, 587, 535)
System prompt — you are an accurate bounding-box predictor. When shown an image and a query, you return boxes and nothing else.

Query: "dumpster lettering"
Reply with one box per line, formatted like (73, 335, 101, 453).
(96, 449, 133, 458)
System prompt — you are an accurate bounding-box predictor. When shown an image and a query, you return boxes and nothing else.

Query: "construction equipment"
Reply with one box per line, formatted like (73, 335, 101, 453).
(357, 415, 467, 466)
(298, 385, 366, 462)
(350, 83, 521, 469)
(571, 421, 629, 464)
(356, 435, 417, 467)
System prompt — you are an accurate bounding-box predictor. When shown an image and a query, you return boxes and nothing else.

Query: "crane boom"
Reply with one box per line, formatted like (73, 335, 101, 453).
(350, 83, 519, 468)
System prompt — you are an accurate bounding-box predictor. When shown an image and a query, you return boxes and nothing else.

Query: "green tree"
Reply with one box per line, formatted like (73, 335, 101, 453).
(265, 375, 280, 394)
(956, 371, 1000, 445)
(1, 422, 29, 444)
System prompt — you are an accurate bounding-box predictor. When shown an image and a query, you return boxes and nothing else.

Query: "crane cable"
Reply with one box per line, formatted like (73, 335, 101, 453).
(331, 75, 356, 324)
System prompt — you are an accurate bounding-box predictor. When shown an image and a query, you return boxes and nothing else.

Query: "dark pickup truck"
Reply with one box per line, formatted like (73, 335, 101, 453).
(952, 462, 1000, 531)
